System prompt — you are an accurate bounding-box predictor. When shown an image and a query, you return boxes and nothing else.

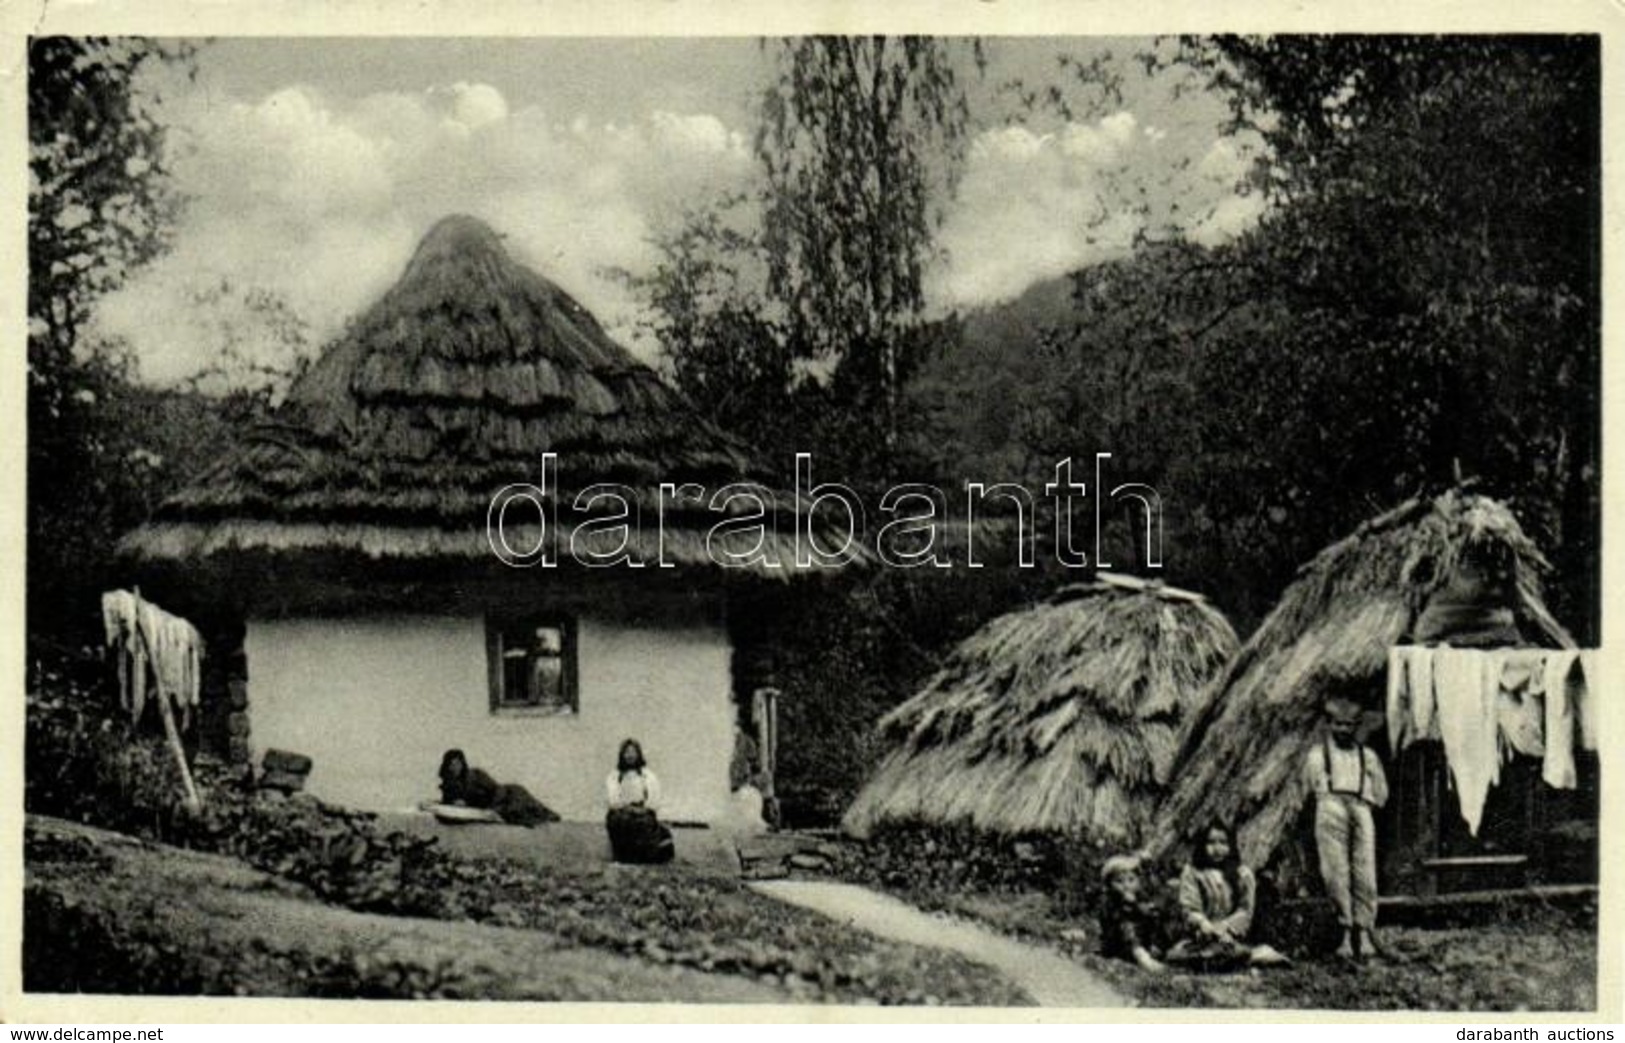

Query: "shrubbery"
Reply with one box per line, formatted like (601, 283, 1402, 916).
(24, 649, 1027, 1005)
(833, 819, 1131, 920)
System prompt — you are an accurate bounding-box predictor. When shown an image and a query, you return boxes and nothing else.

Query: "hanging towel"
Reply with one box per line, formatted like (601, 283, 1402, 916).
(1541, 650, 1580, 788)
(1387, 646, 1408, 750)
(100, 590, 203, 726)
(1496, 651, 1545, 759)
(1433, 647, 1501, 836)
(1409, 646, 1437, 743)
(1577, 650, 1599, 752)
(1387, 646, 1440, 750)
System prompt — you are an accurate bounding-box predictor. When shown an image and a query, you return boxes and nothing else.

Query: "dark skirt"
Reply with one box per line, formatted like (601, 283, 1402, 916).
(444, 769, 559, 827)
(606, 806, 675, 864)
(493, 783, 560, 827)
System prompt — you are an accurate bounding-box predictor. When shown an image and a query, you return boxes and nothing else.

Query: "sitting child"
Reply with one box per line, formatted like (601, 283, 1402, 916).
(1098, 853, 1167, 974)
(1164, 821, 1288, 971)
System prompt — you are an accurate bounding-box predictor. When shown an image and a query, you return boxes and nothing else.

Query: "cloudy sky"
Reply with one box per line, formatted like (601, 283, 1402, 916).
(93, 37, 1264, 388)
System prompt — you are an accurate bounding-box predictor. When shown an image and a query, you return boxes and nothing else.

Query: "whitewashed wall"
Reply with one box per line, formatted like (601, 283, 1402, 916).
(243, 608, 734, 822)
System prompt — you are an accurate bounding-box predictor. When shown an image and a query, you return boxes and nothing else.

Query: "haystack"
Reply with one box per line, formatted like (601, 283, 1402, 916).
(1149, 489, 1573, 869)
(118, 214, 803, 574)
(842, 574, 1239, 842)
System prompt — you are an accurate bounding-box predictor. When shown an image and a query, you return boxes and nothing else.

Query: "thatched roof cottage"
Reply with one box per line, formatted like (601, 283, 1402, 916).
(842, 574, 1239, 842)
(1150, 489, 1589, 894)
(120, 215, 818, 822)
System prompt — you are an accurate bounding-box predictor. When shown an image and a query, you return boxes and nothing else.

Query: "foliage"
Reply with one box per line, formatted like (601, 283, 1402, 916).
(933, 36, 1600, 635)
(25, 646, 198, 839)
(25, 651, 1027, 1005)
(27, 38, 206, 637)
(1191, 36, 1597, 636)
(756, 37, 979, 462)
(638, 37, 980, 486)
(28, 37, 191, 355)
(765, 567, 1050, 827)
(833, 820, 1114, 913)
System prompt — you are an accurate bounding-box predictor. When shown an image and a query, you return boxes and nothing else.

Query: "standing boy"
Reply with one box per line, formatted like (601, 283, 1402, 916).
(1302, 696, 1389, 960)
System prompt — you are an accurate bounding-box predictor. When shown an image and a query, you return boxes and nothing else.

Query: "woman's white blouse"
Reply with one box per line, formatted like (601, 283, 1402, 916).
(606, 768, 662, 810)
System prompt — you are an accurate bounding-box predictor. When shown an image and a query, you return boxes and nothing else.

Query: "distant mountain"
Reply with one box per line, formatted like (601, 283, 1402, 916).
(907, 274, 1080, 480)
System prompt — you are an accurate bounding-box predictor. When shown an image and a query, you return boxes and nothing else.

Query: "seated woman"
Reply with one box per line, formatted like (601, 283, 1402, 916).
(605, 738, 675, 864)
(1098, 853, 1167, 974)
(1164, 820, 1288, 971)
(437, 748, 559, 827)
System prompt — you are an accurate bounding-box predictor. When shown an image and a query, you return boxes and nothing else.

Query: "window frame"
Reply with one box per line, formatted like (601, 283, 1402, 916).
(485, 613, 579, 717)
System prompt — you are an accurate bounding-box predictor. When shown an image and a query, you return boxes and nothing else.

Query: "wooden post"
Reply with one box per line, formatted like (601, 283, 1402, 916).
(133, 588, 203, 814)
(157, 684, 203, 814)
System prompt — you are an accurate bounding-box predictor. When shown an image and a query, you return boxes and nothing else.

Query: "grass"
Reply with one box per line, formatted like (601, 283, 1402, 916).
(859, 876, 1597, 1011)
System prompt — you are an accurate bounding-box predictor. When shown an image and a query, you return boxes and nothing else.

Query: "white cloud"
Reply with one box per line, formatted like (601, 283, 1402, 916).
(931, 112, 1266, 309)
(93, 82, 755, 386)
(1186, 192, 1268, 248)
(95, 81, 1266, 387)
(443, 82, 509, 130)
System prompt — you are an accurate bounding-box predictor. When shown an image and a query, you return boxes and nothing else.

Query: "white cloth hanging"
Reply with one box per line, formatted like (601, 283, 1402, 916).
(1432, 647, 1502, 837)
(1577, 650, 1600, 752)
(1541, 650, 1580, 789)
(100, 590, 204, 726)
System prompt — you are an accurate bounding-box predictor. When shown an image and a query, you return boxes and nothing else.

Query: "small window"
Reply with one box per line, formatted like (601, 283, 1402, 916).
(487, 615, 577, 715)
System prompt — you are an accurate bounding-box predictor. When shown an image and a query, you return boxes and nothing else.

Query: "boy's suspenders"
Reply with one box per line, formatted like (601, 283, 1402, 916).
(1322, 738, 1368, 799)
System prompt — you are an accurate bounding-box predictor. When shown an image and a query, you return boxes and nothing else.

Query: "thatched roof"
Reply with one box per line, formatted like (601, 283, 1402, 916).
(842, 573, 1240, 842)
(119, 216, 809, 576)
(1149, 489, 1574, 868)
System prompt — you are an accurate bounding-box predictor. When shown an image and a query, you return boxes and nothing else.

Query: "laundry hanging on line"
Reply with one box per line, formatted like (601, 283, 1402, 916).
(1385, 644, 1597, 837)
(101, 589, 204, 727)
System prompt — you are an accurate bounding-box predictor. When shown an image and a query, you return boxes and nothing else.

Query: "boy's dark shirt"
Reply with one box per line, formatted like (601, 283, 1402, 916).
(1100, 890, 1161, 961)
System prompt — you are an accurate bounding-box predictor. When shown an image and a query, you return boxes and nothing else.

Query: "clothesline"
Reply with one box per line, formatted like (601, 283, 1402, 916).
(1386, 645, 1597, 837)
(101, 589, 204, 727)
(101, 588, 206, 812)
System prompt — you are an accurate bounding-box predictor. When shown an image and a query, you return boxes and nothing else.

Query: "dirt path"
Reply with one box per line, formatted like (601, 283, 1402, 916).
(750, 880, 1126, 1008)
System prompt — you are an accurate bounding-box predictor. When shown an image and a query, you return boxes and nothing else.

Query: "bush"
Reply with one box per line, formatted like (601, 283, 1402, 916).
(834, 819, 1127, 918)
(25, 647, 194, 839)
(24, 649, 1028, 1005)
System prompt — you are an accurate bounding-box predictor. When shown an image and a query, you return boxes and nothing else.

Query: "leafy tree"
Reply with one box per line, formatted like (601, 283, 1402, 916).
(1193, 35, 1599, 633)
(28, 37, 198, 637)
(756, 37, 981, 475)
(638, 37, 981, 486)
(985, 36, 1600, 632)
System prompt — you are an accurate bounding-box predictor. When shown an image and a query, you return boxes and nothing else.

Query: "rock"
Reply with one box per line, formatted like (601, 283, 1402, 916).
(226, 712, 252, 738)
(258, 769, 307, 794)
(261, 749, 313, 775)
(742, 861, 790, 881)
(227, 737, 252, 764)
(788, 853, 829, 871)
(1059, 927, 1090, 945)
(227, 679, 249, 710)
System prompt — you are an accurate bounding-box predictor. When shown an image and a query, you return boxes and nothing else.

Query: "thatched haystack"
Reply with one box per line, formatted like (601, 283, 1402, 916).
(842, 573, 1240, 842)
(119, 215, 805, 575)
(1149, 489, 1574, 869)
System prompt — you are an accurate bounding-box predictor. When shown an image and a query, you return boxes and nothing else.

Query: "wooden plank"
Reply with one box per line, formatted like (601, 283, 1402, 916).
(1422, 855, 1529, 869)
